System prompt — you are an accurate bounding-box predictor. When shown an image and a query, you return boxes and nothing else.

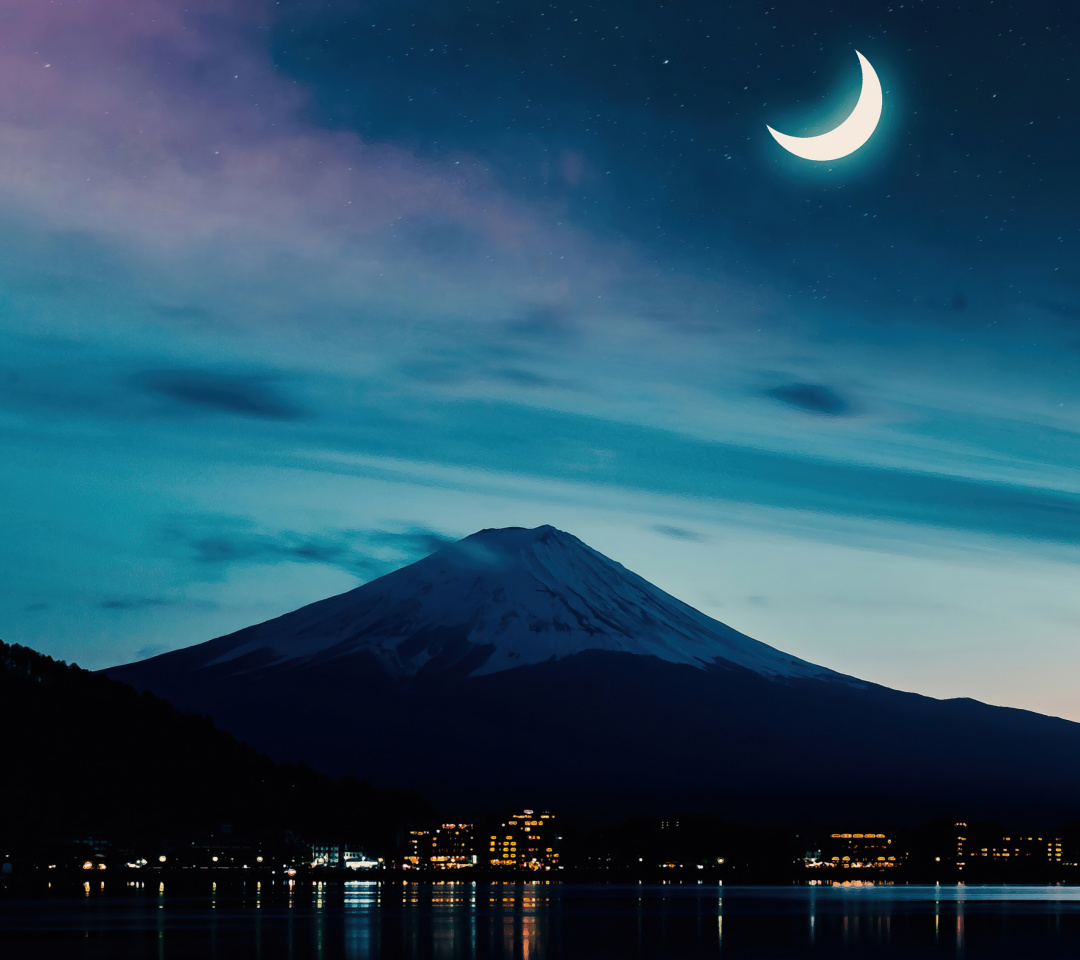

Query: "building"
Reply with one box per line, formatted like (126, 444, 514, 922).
(429, 824, 475, 868)
(488, 810, 558, 870)
(311, 843, 342, 868)
(961, 834, 1062, 864)
(406, 824, 476, 869)
(73, 837, 111, 870)
(808, 832, 902, 869)
(406, 830, 434, 867)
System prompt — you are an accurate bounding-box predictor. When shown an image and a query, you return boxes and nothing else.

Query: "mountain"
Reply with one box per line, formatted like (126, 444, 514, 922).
(107, 525, 1080, 824)
(0, 640, 430, 855)
(123, 525, 841, 682)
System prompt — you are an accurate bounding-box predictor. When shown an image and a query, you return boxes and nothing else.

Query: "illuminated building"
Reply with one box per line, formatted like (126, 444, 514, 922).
(809, 832, 902, 869)
(488, 810, 558, 870)
(406, 824, 476, 869)
(960, 834, 1062, 863)
(73, 837, 111, 870)
(311, 843, 342, 868)
(430, 824, 475, 868)
(406, 830, 434, 867)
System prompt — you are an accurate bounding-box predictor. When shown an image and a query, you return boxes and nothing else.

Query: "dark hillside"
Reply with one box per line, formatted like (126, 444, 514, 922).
(0, 641, 431, 857)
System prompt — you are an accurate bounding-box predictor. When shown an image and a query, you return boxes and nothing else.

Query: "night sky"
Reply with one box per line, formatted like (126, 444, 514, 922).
(2, 1, 1080, 718)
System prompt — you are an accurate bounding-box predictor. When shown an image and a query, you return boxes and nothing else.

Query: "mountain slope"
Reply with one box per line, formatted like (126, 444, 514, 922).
(106, 526, 1080, 824)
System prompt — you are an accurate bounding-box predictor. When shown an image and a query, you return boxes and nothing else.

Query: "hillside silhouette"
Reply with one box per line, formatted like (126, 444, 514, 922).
(0, 640, 431, 857)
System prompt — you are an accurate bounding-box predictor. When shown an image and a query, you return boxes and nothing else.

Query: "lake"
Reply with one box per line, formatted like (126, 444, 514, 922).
(4, 880, 1080, 958)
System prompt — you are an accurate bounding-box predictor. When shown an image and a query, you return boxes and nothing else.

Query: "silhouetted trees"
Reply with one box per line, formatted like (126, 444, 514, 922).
(0, 641, 433, 861)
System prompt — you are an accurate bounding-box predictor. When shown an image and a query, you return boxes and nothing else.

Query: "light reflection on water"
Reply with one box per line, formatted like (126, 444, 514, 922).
(3, 882, 1080, 959)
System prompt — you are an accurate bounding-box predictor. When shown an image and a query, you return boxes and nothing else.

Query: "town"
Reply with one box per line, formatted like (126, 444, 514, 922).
(5, 812, 1079, 884)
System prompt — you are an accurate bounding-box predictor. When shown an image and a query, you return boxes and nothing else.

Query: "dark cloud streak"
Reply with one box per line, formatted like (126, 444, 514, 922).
(136, 369, 305, 420)
(654, 525, 707, 542)
(768, 383, 850, 417)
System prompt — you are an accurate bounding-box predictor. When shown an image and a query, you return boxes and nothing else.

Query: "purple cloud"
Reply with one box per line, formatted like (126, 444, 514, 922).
(0, 0, 592, 285)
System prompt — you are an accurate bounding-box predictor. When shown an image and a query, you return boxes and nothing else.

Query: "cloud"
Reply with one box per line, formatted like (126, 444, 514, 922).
(161, 518, 456, 580)
(500, 309, 579, 344)
(135, 369, 304, 420)
(489, 368, 560, 389)
(653, 524, 707, 542)
(0, 0, 607, 324)
(101, 598, 170, 611)
(398, 352, 566, 391)
(767, 383, 850, 416)
(365, 528, 457, 556)
(135, 644, 170, 660)
(187, 531, 363, 569)
(311, 394, 1080, 549)
(399, 360, 469, 386)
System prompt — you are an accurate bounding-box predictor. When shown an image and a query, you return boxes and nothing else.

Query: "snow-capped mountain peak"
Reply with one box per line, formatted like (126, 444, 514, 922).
(181, 525, 840, 682)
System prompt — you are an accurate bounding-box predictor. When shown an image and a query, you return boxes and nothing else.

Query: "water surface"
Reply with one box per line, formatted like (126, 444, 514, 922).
(4, 880, 1080, 958)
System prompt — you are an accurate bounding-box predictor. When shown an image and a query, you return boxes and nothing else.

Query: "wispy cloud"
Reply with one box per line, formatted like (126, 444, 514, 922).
(159, 516, 454, 580)
(135, 369, 305, 420)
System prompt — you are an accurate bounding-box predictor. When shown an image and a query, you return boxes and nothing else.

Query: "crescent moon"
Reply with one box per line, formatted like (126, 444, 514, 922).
(767, 51, 883, 162)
